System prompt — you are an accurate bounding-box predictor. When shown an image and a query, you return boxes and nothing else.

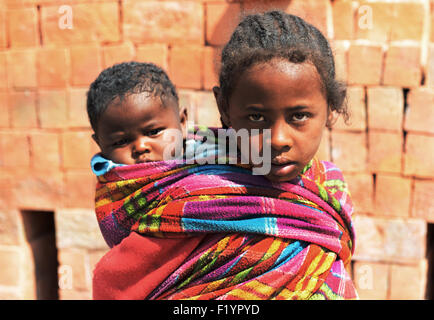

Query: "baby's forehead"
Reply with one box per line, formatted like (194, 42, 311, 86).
(108, 91, 178, 110)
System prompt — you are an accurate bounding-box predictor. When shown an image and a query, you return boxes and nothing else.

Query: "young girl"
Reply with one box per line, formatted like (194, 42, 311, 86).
(92, 11, 357, 300)
(213, 10, 348, 183)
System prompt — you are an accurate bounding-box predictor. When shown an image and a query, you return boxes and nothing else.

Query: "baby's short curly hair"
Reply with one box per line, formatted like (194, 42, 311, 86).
(87, 62, 178, 132)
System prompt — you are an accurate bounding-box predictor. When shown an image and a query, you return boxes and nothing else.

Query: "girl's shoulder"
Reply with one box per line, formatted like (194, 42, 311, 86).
(303, 158, 347, 183)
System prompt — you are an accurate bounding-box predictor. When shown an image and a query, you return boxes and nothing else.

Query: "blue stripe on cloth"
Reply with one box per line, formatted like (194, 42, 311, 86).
(271, 240, 306, 268)
(181, 217, 278, 235)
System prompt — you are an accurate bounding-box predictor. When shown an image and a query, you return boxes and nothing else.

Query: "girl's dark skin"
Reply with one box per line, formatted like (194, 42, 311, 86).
(214, 58, 329, 182)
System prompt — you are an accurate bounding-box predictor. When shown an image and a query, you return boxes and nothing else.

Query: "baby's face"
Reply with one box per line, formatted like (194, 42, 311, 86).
(220, 58, 328, 182)
(93, 92, 186, 165)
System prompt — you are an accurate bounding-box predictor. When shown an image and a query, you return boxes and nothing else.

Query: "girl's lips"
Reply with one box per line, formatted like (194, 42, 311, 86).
(269, 162, 297, 177)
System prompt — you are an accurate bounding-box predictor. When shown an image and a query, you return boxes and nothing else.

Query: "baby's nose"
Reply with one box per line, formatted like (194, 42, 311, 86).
(133, 137, 151, 155)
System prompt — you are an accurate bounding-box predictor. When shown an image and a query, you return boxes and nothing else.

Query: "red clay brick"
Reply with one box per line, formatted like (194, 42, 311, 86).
(0, 132, 30, 167)
(206, 2, 241, 46)
(353, 261, 389, 300)
(61, 130, 94, 169)
(169, 46, 203, 90)
(354, 1, 423, 42)
(412, 179, 434, 222)
(123, 1, 203, 44)
(0, 247, 22, 286)
(0, 93, 9, 127)
(70, 46, 102, 87)
(404, 88, 434, 135)
(353, 215, 426, 263)
(344, 173, 374, 214)
(331, 131, 367, 173)
(0, 9, 7, 49)
(102, 42, 135, 69)
(203, 46, 221, 90)
(67, 88, 90, 128)
(7, 7, 38, 47)
(0, 208, 21, 245)
(354, 1, 393, 42)
(0, 52, 6, 90)
(432, 1, 434, 43)
(428, 44, 434, 87)
(383, 45, 421, 88)
(332, 86, 366, 131)
(41, 3, 120, 45)
(332, 0, 354, 40)
(331, 40, 348, 83)
(315, 129, 331, 162)
(195, 91, 222, 128)
(375, 174, 411, 218)
(7, 49, 37, 89)
(10, 168, 64, 210)
(29, 132, 60, 169)
(390, 2, 425, 41)
(63, 169, 96, 209)
(135, 44, 169, 70)
(368, 131, 402, 174)
(9, 90, 38, 128)
(348, 43, 383, 86)
(389, 261, 427, 300)
(38, 90, 68, 129)
(367, 87, 404, 132)
(58, 249, 91, 291)
(37, 48, 69, 88)
(404, 134, 434, 178)
(248, 0, 330, 36)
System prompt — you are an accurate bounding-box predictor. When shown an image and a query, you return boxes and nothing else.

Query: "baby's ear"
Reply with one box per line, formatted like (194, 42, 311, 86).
(179, 106, 188, 138)
(212, 86, 231, 128)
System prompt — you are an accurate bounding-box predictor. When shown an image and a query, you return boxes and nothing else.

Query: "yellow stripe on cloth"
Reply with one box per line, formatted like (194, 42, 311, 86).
(245, 280, 275, 297)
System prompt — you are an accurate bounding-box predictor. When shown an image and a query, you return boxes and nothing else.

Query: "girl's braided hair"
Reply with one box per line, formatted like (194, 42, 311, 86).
(218, 10, 348, 125)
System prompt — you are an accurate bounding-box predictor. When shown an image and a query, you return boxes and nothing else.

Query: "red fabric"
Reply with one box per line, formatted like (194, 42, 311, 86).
(92, 232, 204, 300)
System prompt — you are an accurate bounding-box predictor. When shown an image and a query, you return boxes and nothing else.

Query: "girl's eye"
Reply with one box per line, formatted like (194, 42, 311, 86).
(291, 113, 309, 122)
(248, 114, 265, 122)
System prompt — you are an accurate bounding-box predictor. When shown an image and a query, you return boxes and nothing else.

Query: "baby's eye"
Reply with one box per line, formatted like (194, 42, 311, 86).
(291, 112, 309, 122)
(248, 114, 265, 122)
(112, 138, 130, 147)
(147, 128, 163, 136)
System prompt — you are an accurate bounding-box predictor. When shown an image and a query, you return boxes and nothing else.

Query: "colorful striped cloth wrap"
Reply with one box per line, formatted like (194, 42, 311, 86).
(93, 127, 358, 300)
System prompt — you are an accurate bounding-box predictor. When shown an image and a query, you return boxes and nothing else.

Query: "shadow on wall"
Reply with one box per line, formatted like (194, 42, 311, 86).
(21, 211, 59, 300)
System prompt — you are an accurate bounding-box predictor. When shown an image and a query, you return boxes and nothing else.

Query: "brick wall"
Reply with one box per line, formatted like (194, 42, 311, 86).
(0, 0, 433, 300)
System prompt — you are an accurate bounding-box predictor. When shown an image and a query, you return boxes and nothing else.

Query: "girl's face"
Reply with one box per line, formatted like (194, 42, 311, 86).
(216, 58, 328, 182)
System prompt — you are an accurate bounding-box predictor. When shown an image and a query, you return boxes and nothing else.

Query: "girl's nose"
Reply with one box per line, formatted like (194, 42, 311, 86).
(270, 120, 293, 152)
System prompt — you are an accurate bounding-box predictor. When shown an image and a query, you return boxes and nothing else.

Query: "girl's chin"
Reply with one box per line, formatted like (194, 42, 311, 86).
(263, 173, 298, 182)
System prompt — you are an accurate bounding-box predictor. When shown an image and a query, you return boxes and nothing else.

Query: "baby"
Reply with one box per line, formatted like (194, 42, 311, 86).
(87, 62, 187, 173)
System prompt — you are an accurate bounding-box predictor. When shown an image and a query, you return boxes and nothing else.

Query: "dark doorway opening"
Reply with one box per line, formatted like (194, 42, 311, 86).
(426, 223, 434, 299)
(21, 210, 59, 300)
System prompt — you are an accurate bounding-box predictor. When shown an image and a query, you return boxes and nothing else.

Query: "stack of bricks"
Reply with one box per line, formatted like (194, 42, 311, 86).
(0, 0, 433, 300)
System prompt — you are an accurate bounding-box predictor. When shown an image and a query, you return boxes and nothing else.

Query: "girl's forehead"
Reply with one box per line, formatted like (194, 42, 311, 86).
(234, 60, 325, 98)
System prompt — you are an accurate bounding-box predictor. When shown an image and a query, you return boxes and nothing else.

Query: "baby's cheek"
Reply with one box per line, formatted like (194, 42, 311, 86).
(159, 130, 184, 160)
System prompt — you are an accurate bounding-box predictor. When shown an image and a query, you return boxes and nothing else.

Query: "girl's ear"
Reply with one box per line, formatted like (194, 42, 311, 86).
(213, 86, 231, 128)
(179, 106, 188, 139)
